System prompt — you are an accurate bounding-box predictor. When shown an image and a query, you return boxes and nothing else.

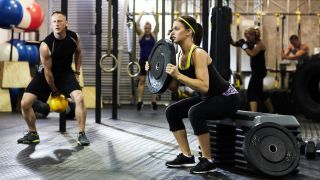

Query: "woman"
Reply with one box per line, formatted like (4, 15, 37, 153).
(135, 12, 158, 111)
(233, 27, 274, 113)
(147, 16, 240, 174)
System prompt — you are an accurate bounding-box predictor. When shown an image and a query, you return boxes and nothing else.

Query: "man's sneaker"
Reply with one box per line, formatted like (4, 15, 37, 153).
(152, 102, 158, 110)
(190, 157, 217, 174)
(77, 132, 90, 146)
(165, 153, 196, 167)
(17, 131, 40, 144)
(137, 101, 143, 111)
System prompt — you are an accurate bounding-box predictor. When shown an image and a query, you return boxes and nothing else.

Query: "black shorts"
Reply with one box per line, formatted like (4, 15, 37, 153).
(25, 72, 81, 102)
(139, 58, 148, 76)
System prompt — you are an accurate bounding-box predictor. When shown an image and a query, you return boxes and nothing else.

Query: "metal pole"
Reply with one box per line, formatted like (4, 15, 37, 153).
(95, 0, 102, 123)
(156, 0, 159, 41)
(61, 0, 68, 17)
(60, 0, 68, 128)
(112, 0, 118, 120)
(9, 29, 14, 61)
(162, 0, 165, 39)
(185, 0, 188, 16)
(171, 0, 175, 26)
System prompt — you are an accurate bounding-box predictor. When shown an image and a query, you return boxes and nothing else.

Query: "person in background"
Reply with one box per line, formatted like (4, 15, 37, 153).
(282, 34, 309, 66)
(232, 27, 275, 113)
(135, 12, 158, 111)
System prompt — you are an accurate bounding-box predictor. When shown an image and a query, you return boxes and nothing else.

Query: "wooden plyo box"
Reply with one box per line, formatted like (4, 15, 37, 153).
(0, 61, 31, 88)
(0, 88, 12, 112)
(83, 86, 102, 109)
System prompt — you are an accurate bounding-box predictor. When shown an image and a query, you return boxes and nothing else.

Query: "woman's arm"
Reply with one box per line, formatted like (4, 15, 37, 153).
(166, 49, 210, 94)
(136, 12, 144, 36)
(243, 40, 265, 57)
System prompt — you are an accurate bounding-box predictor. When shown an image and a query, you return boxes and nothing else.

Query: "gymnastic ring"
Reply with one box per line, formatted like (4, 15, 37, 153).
(99, 54, 118, 72)
(127, 61, 141, 78)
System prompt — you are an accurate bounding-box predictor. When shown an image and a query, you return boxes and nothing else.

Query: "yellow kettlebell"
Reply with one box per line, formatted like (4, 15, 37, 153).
(48, 94, 69, 113)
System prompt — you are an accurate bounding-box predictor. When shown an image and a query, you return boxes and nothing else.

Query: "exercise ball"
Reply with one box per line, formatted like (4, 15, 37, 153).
(16, 4, 31, 30)
(19, 0, 34, 7)
(10, 39, 29, 61)
(0, 0, 23, 28)
(25, 44, 39, 65)
(0, 42, 19, 61)
(25, 1, 43, 31)
(32, 100, 50, 119)
(48, 95, 69, 113)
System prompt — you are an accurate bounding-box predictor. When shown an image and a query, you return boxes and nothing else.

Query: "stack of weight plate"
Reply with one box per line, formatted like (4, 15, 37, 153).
(208, 123, 236, 166)
(208, 111, 301, 177)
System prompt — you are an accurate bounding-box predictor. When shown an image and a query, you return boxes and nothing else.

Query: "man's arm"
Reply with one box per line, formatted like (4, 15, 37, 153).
(282, 44, 308, 60)
(282, 45, 293, 60)
(74, 33, 82, 76)
(40, 42, 58, 93)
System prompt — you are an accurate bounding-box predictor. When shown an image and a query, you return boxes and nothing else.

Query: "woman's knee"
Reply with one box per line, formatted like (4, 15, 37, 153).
(188, 107, 209, 135)
(165, 105, 176, 121)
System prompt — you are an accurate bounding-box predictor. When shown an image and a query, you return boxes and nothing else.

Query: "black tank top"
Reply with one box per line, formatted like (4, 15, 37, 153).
(250, 49, 267, 75)
(178, 46, 229, 97)
(139, 34, 155, 60)
(42, 30, 78, 76)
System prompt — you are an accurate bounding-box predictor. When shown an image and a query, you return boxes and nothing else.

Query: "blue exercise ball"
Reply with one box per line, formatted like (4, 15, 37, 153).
(25, 44, 39, 65)
(10, 39, 29, 61)
(0, 0, 23, 28)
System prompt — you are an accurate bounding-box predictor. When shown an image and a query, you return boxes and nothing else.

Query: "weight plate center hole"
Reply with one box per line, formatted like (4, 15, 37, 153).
(269, 144, 277, 153)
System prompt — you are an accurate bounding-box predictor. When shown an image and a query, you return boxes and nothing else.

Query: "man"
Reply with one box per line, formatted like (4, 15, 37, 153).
(18, 11, 90, 146)
(282, 34, 309, 63)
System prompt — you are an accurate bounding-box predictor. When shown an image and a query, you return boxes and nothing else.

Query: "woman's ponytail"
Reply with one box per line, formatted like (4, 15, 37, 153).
(193, 23, 203, 46)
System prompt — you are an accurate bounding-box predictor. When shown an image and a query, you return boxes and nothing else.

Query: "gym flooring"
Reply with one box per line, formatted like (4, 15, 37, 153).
(0, 105, 319, 180)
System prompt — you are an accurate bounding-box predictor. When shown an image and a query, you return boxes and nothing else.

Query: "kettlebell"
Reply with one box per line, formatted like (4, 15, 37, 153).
(48, 94, 69, 113)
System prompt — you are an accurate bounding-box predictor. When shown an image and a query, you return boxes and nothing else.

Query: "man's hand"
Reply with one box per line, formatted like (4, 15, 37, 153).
(75, 74, 80, 82)
(51, 90, 61, 97)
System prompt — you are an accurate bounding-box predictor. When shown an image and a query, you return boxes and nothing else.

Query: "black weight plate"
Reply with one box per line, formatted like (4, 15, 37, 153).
(243, 122, 299, 177)
(147, 39, 176, 94)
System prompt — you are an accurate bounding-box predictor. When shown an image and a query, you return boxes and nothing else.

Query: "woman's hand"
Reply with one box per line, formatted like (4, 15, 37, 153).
(166, 63, 180, 79)
(145, 61, 150, 71)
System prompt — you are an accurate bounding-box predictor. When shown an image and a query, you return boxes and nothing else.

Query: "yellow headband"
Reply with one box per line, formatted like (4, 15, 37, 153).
(178, 17, 195, 34)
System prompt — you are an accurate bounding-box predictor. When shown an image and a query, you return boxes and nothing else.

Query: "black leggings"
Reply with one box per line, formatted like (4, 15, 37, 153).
(247, 73, 267, 102)
(165, 94, 240, 135)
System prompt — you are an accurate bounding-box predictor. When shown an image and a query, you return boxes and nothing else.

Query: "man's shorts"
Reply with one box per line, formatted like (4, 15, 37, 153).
(25, 71, 81, 102)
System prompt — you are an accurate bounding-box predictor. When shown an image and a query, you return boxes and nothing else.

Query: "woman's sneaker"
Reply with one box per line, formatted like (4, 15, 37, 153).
(190, 157, 217, 174)
(137, 101, 143, 111)
(152, 102, 158, 110)
(17, 131, 40, 144)
(165, 153, 196, 167)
